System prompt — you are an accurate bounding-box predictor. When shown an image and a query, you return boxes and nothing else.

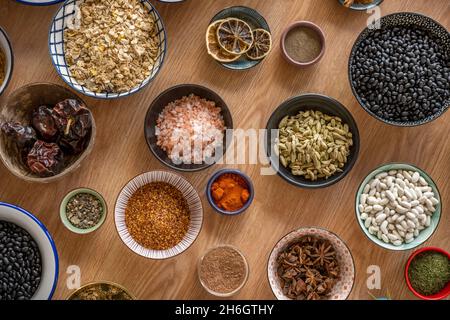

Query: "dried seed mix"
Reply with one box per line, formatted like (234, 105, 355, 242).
(64, 0, 160, 93)
(69, 282, 133, 300)
(199, 246, 247, 294)
(156, 94, 225, 164)
(125, 182, 190, 250)
(66, 193, 104, 229)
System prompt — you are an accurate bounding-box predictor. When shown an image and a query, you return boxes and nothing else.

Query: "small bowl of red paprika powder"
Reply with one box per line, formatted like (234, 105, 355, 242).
(206, 169, 254, 215)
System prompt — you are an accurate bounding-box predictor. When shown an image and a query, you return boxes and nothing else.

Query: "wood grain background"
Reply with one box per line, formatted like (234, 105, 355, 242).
(0, 0, 448, 300)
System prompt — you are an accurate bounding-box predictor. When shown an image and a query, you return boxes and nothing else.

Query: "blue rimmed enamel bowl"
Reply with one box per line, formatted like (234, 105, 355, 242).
(210, 6, 271, 71)
(48, 0, 167, 99)
(0, 202, 59, 300)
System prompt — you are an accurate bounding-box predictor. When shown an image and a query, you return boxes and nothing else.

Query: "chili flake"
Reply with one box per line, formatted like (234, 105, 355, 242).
(125, 182, 190, 250)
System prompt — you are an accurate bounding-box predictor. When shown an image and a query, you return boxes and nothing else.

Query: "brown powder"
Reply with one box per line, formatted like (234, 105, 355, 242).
(199, 246, 247, 294)
(285, 26, 322, 63)
(125, 182, 190, 250)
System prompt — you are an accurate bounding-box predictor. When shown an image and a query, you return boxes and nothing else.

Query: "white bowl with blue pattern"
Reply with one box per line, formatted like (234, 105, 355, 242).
(48, 0, 167, 99)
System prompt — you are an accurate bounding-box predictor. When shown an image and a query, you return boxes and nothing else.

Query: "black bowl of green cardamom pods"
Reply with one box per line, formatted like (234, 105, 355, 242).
(265, 93, 360, 189)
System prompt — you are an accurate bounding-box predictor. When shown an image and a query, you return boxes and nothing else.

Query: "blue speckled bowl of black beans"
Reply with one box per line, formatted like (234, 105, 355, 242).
(349, 12, 450, 126)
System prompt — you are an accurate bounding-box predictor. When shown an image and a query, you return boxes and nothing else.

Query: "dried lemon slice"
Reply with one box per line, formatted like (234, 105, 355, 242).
(206, 19, 241, 63)
(246, 28, 272, 60)
(217, 18, 254, 55)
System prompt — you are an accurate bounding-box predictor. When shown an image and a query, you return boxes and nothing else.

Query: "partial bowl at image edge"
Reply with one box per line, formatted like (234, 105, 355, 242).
(354, 163, 442, 251)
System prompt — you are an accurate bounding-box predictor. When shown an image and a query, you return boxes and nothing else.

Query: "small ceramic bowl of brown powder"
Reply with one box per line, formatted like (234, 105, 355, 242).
(198, 245, 249, 297)
(281, 21, 326, 67)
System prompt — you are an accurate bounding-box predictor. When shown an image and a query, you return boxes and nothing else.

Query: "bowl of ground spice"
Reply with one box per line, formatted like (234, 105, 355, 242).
(206, 169, 254, 215)
(405, 247, 450, 300)
(198, 245, 249, 297)
(281, 21, 325, 67)
(115, 171, 203, 259)
(60, 188, 107, 234)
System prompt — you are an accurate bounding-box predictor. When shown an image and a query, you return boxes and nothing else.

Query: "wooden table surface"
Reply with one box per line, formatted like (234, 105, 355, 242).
(0, 0, 449, 300)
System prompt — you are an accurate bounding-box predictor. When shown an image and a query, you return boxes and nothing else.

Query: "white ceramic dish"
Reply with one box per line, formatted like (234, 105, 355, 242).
(267, 227, 355, 300)
(0, 28, 13, 96)
(48, 0, 167, 99)
(115, 171, 203, 259)
(0, 202, 59, 300)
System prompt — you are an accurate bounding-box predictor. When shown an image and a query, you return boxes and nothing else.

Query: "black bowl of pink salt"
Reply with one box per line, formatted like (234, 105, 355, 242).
(281, 21, 326, 67)
(144, 84, 233, 172)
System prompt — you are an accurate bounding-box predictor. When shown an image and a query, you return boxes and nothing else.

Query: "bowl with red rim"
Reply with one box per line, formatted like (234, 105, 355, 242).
(405, 247, 450, 300)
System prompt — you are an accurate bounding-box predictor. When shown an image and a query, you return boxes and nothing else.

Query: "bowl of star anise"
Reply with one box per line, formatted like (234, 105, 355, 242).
(0, 83, 95, 183)
(267, 227, 355, 300)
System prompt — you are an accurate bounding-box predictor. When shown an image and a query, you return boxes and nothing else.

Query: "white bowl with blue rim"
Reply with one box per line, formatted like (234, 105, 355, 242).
(0, 202, 59, 300)
(48, 0, 167, 99)
(355, 163, 442, 251)
(0, 27, 13, 96)
(15, 0, 64, 5)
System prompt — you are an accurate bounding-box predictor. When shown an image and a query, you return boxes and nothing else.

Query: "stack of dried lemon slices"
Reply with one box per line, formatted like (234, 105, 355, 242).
(206, 18, 272, 63)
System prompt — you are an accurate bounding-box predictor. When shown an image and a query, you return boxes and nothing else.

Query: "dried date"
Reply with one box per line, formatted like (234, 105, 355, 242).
(1, 122, 37, 149)
(52, 99, 92, 154)
(32, 106, 58, 141)
(27, 140, 63, 176)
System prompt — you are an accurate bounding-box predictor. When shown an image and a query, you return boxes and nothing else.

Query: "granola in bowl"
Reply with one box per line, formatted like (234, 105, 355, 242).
(63, 0, 161, 94)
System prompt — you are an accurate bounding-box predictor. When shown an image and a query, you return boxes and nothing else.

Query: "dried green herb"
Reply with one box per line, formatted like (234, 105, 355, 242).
(408, 251, 450, 296)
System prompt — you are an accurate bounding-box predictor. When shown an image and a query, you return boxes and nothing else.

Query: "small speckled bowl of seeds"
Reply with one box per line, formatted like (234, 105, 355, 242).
(60, 188, 107, 234)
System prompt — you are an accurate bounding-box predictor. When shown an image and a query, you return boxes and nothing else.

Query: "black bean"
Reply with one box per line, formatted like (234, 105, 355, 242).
(351, 24, 449, 123)
(0, 221, 42, 301)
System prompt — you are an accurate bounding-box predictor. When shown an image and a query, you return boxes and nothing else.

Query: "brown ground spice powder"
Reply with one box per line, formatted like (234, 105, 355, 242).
(285, 26, 322, 63)
(125, 182, 190, 250)
(199, 246, 247, 294)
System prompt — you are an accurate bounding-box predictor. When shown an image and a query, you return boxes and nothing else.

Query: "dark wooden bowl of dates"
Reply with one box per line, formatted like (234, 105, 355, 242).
(144, 84, 233, 172)
(0, 83, 96, 183)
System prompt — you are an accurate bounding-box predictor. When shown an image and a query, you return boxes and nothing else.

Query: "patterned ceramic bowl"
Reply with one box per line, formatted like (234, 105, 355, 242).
(267, 227, 355, 300)
(15, 0, 64, 5)
(114, 171, 203, 260)
(49, 0, 166, 99)
(355, 163, 442, 251)
(209, 6, 271, 70)
(0, 27, 13, 96)
(0, 202, 59, 300)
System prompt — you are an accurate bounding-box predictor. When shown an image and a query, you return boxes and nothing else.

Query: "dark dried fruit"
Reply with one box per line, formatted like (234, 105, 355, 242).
(52, 99, 92, 154)
(32, 106, 58, 141)
(27, 140, 63, 176)
(276, 236, 340, 300)
(1, 122, 37, 149)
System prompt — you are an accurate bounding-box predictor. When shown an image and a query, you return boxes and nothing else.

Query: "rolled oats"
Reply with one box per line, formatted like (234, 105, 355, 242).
(64, 0, 160, 93)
